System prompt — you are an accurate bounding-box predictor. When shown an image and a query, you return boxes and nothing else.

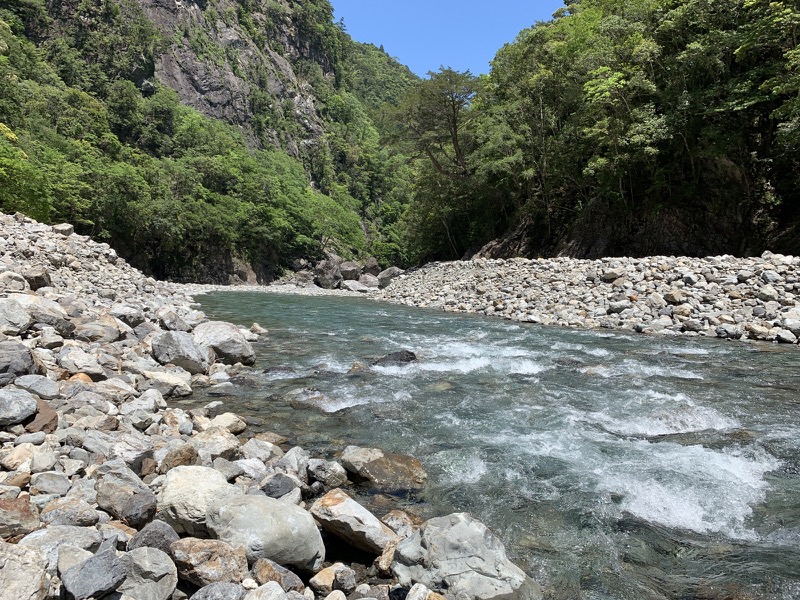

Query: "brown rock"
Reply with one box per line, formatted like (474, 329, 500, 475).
(158, 444, 199, 474)
(170, 538, 248, 587)
(251, 558, 304, 593)
(340, 446, 427, 492)
(0, 497, 40, 538)
(68, 373, 93, 383)
(25, 398, 59, 434)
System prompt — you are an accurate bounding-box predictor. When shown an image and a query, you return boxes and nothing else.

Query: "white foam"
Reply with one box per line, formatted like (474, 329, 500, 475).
(591, 392, 740, 436)
(596, 443, 780, 537)
(429, 449, 488, 485)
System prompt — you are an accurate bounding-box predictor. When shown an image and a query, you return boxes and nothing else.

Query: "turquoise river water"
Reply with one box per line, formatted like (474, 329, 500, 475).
(194, 291, 800, 600)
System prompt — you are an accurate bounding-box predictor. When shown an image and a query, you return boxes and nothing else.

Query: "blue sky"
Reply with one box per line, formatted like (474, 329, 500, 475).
(332, 1, 565, 77)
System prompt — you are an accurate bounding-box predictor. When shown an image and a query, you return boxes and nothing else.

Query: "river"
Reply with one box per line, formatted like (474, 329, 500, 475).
(192, 291, 800, 600)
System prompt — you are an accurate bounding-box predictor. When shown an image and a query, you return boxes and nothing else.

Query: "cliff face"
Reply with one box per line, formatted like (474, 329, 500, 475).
(137, 0, 325, 155)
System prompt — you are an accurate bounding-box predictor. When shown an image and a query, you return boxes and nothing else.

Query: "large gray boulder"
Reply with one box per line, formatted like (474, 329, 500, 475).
(0, 340, 35, 385)
(206, 494, 325, 572)
(61, 549, 127, 600)
(193, 321, 255, 366)
(117, 547, 178, 600)
(9, 293, 74, 337)
(314, 259, 342, 289)
(0, 297, 32, 335)
(92, 460, 157, 528)
(151, 330, 212, 374)
(309, 488, 397, 555)
(156, 466, 243, 537)
(339, 261, 362, 281)
(392, 513, 541, 600)
(127, 520, 180, 555)
(0, 387, 38, 427)
(377, 267, 403, 289)
(0, 541, 49, 600)
(18, 525, 103, 572)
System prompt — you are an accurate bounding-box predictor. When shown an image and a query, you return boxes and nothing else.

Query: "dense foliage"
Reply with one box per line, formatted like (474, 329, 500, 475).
(396, 0, 800, 262)
(0, 0, 416, 280)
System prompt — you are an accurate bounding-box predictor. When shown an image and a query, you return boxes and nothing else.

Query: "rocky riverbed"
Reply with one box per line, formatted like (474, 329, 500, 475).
(373, 255, 800, 345)
(0, 211, 539, 600)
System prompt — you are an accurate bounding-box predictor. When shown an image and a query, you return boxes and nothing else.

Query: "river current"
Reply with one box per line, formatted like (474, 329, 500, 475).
(193, 291, 800, 600)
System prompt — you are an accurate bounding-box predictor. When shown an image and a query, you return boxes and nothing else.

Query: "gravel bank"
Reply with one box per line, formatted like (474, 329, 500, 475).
(373, 255, 800, 345)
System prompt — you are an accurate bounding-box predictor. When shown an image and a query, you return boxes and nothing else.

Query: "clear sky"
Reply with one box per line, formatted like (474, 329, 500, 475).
(332, 1, 566, 77)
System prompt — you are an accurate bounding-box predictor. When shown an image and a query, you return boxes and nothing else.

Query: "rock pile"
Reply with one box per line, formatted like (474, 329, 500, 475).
(0, 211, 540, 600)
(374, 254, 800, 345)
(280, 255, 404, 294)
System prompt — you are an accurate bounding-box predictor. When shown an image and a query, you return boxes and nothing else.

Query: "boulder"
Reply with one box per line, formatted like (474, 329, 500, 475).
(0, 541, 49, 600)
(340, 445, 427, 491)
(192, 582, 248, 600)
(170, 537, 248, 587)
(314, 259, 342, 289)
(260, 472, 303, 499)
(377, 267, 403, 289)
(309, 563, 357, 595)
(117, 547, 179, 600)
(93, 460, 157, 528)
(358, 274, 380, 289)
(339, 261, 362, 281)
(307, 458, 349, 488)
(61, 548, 127, 600)
(30, 471, 71, 496)
(52, 223, 74, 236)
(58, 346, 105, 379)
(189, 426, 242, 461)
(309, 488, 398, 555)
(341, 280, 370, 293)
(151, 331, 212, 374)
(156, 466, 243, 537)
(9, 294, 74, 337)
(14, 375, 59, 400)
(21, 266, 51, 290)
(363, 257, 381, 276)
(207, 494, 325, 572)
(0, 496, 40, 537)
(371, 350, 417, 367)
(39, 496, 98, 527)
(392, 513, 541, 600)
(127, 520, 181, 554)
(0, 297, 32, 335)
(193, 321, 255, 366)
(0, 387, 38, 427)
(0, 270, 30, 292)
(0, 341, 35, 385)
(72, 314, 123, 343)
(251, 558, 305, 592)
(18, 524, 103, 572)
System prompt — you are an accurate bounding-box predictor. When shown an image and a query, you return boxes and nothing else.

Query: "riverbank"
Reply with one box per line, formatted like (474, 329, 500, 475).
(372, 255, 800, 345)
(0, 212, 537, 600)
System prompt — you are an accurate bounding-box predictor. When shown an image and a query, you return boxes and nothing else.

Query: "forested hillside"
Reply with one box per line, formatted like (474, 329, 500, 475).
(397, 0, 800, 262)
(1, 0, 799, 281)
(0, 0, 416, 281)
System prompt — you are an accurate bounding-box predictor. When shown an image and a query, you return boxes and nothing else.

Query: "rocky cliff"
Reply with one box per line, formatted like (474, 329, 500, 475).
(137, 0, 326, 154)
